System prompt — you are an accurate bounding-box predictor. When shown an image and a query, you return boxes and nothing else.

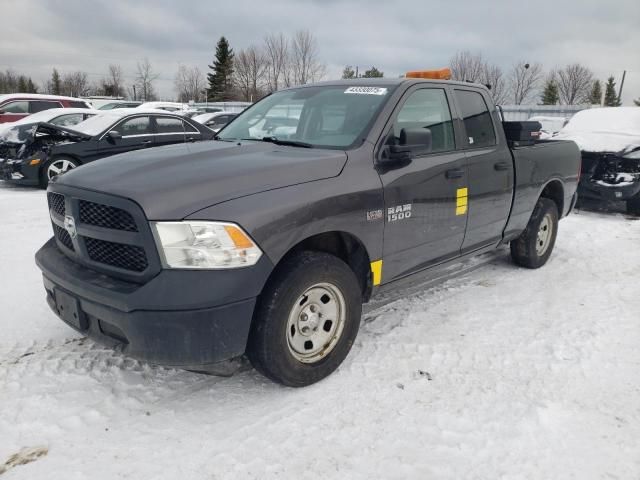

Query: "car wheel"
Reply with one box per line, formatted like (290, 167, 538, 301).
(40, 157, 79, 187)
(510, 197, 559, 269)
(626, 197, 640, 216)
(247, 251, 362, 387)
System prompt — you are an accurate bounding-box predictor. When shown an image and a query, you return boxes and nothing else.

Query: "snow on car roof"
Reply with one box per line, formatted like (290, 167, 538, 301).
(5, 108, 100, 125)
(70, 108, 185, 136)
(553, 107, 640, 153)
(0, 93, 91, 103)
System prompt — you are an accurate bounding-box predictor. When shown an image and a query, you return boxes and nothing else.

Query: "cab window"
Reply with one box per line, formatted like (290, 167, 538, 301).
(118, 116, 153, 136)
(390, 88, 455, 153)
(454, 90, 496, 148)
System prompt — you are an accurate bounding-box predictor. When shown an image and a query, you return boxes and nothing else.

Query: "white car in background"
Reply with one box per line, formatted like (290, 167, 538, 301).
(136, 101, 187, 112)
(0, 107, 100, 137)
(192, 111, 238, 131)
(528, 116, 568, 139)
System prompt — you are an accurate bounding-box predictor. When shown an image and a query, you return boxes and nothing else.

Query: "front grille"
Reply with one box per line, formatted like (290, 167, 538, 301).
(79, 200, 138, 232)
(53, 224, 74, 251)
(48, 192, 65, 216)
(85, 237, 148, 272)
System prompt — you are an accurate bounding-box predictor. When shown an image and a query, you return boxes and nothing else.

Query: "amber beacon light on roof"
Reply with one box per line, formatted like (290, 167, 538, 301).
(405, 68, 452, 80)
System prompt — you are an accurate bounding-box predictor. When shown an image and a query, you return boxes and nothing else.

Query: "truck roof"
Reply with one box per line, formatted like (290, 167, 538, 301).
(285, 77, 489, 91)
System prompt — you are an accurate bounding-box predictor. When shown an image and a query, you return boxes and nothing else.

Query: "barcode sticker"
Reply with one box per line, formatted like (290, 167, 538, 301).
(344, 86, 388, 95)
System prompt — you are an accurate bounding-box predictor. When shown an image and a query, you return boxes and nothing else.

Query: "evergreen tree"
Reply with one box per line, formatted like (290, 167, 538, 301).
(588, 80, 602, 105)
(635, 98, 640, 107)
(17, 76, 28, 92)
(540, 79, 559, 105)
(603, 76, 621, 107)
(207, 37, 235, 101)
(342, 66, 356, 79)
(26, 78, 37, 93)
(51, 69, 61, 95)
(362, 67, 383, 78)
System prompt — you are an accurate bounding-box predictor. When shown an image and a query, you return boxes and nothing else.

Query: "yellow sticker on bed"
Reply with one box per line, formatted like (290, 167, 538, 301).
(456, 187, 468, 216)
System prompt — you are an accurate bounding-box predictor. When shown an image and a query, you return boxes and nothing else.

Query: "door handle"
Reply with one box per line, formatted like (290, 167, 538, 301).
(141, 140, 153, 146)
(494, 162, 510, 171)
(445, 168, 464, 179)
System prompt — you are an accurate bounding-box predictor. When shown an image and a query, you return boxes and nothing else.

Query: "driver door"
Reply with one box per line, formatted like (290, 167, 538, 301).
(378, 87, 468, 283)
(98, 115, 155, 158)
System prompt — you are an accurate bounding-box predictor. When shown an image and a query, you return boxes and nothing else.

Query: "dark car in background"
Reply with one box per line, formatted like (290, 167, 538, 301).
(554, 107, 640, 214)
(0, 94, 92, 124)
(0, 108, 215, 187)
(192, 112, 238, 131)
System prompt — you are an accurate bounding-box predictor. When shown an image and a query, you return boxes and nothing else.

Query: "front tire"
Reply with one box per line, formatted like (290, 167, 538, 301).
(247, 251, 362, 387)
(510, 197, 559, 269)
(40, 157, 79, 187)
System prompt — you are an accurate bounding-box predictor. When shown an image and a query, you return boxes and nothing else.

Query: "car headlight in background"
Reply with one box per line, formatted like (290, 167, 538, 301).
(151, 221, 262, 269)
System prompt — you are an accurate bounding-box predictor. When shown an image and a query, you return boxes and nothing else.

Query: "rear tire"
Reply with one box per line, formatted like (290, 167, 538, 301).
(510, 197, 559, 269)
(40, 157, 79, 188)
(247, 251, 362, 387)
(626, 197, 640, 216)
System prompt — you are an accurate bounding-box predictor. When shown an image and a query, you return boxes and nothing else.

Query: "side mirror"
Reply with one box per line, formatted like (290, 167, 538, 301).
(399, 127, 432, 156)
(107, 130, 122, 140)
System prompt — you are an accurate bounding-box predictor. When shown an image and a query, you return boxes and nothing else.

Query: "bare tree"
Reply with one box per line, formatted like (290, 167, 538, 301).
(507, 62, 543, 104)
(135, 58, 159, 101)
(234, 46, 268, 102)
(61, 71, 89, 97)
(449, 51, 485, 83)
(102, 64, 124, 97)
(556, 64, 594, 105)
(174, 65, 206, 102)
(290, 30, 326, 86)
(264, 33, 289, 92)
(481, 64, 508, 105)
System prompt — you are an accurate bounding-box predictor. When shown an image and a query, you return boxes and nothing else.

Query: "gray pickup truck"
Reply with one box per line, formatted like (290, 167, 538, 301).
(35, 78, 581, 386)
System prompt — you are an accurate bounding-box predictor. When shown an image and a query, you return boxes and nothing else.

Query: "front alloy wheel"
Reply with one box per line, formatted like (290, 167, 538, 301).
(47, 158, 77, 181)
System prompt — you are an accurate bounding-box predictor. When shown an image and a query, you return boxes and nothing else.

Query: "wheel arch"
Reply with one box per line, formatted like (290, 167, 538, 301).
(538, 179, 564, 216)
(264, 230, 374, 303)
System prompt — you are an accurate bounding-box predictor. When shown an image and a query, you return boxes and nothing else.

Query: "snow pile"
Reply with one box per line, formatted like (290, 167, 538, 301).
(553, 107, 640, 152)
(0, 184, 639, 479)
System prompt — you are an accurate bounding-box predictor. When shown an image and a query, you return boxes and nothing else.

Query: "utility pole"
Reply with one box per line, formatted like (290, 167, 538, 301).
(617, 70, 626, 105)
(133, 84, 137, 101)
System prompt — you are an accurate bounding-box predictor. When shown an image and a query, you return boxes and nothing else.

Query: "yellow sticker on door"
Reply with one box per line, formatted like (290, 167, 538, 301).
(370, 260, 383, 286)
(456, 187, 468, 216)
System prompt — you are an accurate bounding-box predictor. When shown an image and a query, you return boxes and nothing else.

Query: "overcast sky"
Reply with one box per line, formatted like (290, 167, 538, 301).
(2, 0, 639, 104)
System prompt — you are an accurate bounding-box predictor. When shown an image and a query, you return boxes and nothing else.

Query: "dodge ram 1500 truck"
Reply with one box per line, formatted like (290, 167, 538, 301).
(35, 75, 581, 386)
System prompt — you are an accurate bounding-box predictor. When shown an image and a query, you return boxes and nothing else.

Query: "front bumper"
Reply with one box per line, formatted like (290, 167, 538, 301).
(36, 238, 274, 367)
(578, 177, 640, 202)
(0, 158, 39, 185)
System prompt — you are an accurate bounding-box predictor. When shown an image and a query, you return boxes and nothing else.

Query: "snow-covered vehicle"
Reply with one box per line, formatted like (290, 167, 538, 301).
(192, 111, 238, 131)
(553, 107, 640, 214)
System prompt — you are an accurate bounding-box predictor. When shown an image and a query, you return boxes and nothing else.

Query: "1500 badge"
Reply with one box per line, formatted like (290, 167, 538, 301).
(387, 204, 412, 222)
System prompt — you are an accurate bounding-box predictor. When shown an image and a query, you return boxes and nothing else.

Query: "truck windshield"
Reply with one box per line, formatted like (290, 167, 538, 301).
(217, 85, 394, 149)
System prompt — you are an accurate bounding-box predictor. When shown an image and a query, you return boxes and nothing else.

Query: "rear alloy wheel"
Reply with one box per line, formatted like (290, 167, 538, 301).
(41, 157, 79, 186)
(247, 251, 362, 387)
(510, 197, 559, 269)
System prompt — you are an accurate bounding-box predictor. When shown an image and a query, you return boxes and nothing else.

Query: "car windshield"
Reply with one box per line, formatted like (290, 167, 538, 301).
(217, 84, 394, 148)
(69, 113, 119, 136)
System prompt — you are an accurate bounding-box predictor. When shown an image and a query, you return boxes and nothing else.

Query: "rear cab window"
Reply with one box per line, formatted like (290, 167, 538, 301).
(453, 90, 496, 148)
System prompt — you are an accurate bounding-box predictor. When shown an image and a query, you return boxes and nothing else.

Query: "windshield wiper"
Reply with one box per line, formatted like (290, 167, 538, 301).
(261, 136, 313, 148)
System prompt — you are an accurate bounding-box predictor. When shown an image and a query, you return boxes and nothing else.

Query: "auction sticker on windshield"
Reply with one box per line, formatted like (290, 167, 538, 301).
(344, 86, 388, 95)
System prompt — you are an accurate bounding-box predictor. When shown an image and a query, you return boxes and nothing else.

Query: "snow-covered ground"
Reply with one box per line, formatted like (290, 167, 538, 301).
(1, 181, 639, 479)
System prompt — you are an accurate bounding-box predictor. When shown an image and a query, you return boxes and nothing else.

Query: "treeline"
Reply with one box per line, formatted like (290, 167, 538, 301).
(446, 51, 628, 106)
(0, 70, 39, 94)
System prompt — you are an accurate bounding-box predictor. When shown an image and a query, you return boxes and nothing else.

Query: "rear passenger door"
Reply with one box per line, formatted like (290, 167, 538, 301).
(379, 87, 468, 282)
(454, 89, 513, 253)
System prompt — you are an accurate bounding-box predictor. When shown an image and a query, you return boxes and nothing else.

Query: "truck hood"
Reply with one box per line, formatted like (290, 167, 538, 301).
(56, 140, 348, 219)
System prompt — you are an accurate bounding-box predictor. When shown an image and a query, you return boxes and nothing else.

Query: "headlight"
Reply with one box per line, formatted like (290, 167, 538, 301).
(151, 221, 262, 269)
